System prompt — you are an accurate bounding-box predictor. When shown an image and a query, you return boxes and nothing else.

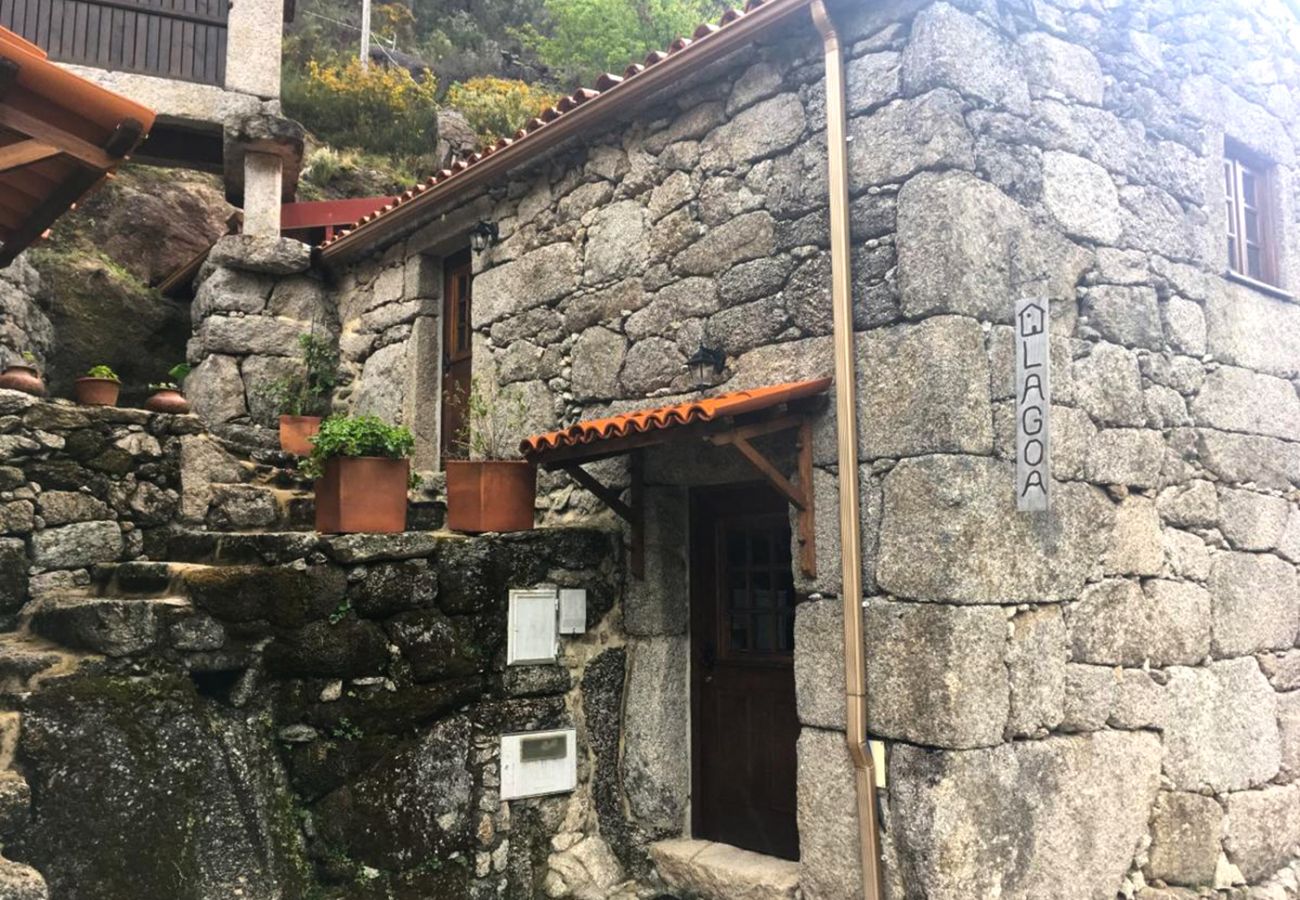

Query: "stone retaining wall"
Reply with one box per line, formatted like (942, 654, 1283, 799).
(0, 256, 53, 375)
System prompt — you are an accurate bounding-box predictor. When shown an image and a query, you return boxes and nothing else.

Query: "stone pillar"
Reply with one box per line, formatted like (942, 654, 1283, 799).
(223, 114, 305, 238)
(242, 152, 284, 238)
(223, 0, 283, 99)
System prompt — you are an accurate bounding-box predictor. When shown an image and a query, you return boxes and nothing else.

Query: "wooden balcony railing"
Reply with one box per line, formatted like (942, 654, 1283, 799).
(0, 0, 228, 87)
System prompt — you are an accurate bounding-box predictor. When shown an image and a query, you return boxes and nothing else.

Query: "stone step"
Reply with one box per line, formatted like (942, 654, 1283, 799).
(204, 483, 315, 533)
(0, 637, 67, 693)
(650, 839, 800, 900)
(24, 596, 189, 658)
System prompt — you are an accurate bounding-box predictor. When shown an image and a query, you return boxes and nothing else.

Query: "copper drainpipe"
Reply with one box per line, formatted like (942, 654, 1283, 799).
(809, 2, 885, 898)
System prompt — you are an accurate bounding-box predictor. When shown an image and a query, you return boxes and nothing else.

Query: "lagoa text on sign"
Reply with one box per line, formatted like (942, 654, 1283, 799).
(1014, 297, 1050, 512)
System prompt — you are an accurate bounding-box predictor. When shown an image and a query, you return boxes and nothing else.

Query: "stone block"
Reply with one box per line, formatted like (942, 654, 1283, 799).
(1085, 428, 1165, 488)
(1006, 604, 1066, 737)
(1209, 551, 1299, 657)
(1146, 791, 1223, 887)
(845, 51, 901, 116)
(865, 599, 1008, 749)
(1018, 32, 1104, 105)
(624, 487, 688, 636)
(207, 235, 311, 275)
(1073, 342, 1146, 427)
(1223, 784, 1300, 883)
(1192, 366, 1300, 441)
(472, 243, 579, 327)
(897, 171, 1089, 323)
(797, 727, 862, 900)
(1161, 658, 1280, 792)
(1043, 152, 1121, 244)
(1060, 663, 1115, 732)
(847, 89, 975, 190)
(1278, 509, 1300, 563)
(195, 315, 306, 358)
(877, 455, 1113, 603)
(1279, 690, 1300, 783)
(793, 598, 845, 730)
(672, 211, 776, 277)
(190, 266, 271, 324)
(1196, 429, 1300, 491)
(1205, 280, 1300, 379)
(1258, 650, 1300, 691)
(0, 537, 27, 616)
(622, 636, 689, 834)
(900, 3, 1029, 112)
(1064, 579, 1210, 668)
(888, 732, 1161, 900)
(700, 93, 806, 170)
(352, 341, 412, 425)
(856, 316, 993, 459)
(1217, 487, 1289, 551)
(651, 839, 799, 900)
(31, 521, 121, 570)
(1104, 495, 1164, 575)
(583, 200, 649, 285)
(1163, 296, 1206, 356)
(1156, 480, 1217, 528)
(187, 354, 247, 425)
(1083, 284, 1160, 348)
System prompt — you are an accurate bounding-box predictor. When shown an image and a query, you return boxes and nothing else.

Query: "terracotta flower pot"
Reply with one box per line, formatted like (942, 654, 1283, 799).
(280, 415, 322, 456)
(314, 456, 409, 534)
(73, 377, 121, 407)
(0, 365, 45, 397)
(445, 460, 537, 534)
(144, 389, 190, 414)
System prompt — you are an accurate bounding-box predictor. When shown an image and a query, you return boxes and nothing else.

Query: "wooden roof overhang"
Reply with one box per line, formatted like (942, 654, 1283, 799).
(0, 27, 156, 267)
(520, 378, 831, 580)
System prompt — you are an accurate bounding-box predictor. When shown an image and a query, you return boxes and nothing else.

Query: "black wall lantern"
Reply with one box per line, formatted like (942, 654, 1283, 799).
(686, 344, 726, 385)
(469, 220, 499, 253)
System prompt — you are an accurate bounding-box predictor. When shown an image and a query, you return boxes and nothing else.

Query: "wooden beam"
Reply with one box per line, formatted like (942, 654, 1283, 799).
(730, 436, 807, 511)
(560, 464, 634, 523)
(0, 107, 117, 170)
(796, 418, 816, 579)
(560, 460, 645, 580)
(706, 414, 805, 446)
(0, 60, 19, 101)
(0, 139, 59, 173)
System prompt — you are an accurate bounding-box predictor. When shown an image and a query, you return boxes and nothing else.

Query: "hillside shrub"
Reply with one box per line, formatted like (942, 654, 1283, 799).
(445, 76, 559, 145)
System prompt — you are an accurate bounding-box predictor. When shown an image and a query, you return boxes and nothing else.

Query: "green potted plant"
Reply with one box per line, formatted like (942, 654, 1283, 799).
(74, 365, 121, 407)
(305, 415, 415, 534)
(0, 351, 46, 397)
(259, 334, 338, 455)
(144, 363, 192, 414)
(445, 378, 536, 534)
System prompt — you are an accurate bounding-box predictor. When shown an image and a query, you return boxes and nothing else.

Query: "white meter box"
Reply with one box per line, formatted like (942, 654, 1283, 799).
(500, 728, 577, 800)
(507, 588, 559, 665)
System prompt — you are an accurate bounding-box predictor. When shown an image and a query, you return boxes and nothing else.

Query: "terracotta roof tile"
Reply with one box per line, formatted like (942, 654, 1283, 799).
(520, 377, 831, 459)
(318, 0, 786, 253)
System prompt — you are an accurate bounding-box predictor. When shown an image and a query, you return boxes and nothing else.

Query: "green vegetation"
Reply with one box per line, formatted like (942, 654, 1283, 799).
(257, 334, 339, 420)
(444, 76, 558, 144)
(451, 377, 527, 460)
(302, 415, 416, 479)
(85, 365, 120, 381)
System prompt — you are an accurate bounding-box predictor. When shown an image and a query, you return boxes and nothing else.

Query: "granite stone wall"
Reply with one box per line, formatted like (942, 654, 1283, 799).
(198, 0, 1300, 896)
(0, 256, 53, 375)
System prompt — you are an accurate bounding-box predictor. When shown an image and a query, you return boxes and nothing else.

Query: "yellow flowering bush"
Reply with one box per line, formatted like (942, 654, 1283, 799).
(445, 77, 560, 146)
(284, 57, 439, 158)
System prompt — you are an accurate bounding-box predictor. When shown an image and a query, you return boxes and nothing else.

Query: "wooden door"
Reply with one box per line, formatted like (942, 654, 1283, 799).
(691, 484, 801, 861)
(440, 250, 473, 461)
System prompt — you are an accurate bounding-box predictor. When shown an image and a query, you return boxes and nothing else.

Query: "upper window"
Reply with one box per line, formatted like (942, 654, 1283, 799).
(1224, 144, 1280, 287)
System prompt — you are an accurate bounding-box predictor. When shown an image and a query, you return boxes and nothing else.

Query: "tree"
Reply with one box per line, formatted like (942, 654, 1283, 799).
(525, 0, 730, 86)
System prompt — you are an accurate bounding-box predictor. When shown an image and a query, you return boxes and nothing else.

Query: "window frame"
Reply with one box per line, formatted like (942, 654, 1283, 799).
(1224, 141, 1282, 290)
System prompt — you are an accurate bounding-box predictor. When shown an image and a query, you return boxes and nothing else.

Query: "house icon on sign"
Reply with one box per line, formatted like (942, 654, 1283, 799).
(1018, 301, 1046, 336)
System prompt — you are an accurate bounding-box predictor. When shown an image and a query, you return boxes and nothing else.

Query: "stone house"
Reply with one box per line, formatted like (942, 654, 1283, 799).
(171, 0, 1300, 895)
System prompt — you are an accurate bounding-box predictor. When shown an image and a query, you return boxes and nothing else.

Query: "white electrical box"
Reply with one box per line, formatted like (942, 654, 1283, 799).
(507, 588, 559, 665)
(500, 728, 577, 800)
(558, 589, 587, 634)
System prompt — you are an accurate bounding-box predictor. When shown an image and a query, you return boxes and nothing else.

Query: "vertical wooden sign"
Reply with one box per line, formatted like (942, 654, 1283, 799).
(1015, 298, 1050, 511)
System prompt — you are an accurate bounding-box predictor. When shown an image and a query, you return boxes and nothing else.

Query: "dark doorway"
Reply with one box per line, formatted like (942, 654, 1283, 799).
(691, 484, 801, 861)
(440, 249, 473, 461)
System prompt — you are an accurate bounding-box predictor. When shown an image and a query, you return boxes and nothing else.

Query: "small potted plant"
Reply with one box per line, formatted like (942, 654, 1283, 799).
(260, 334, 338, 455)
(144, 363, 192, 414)
(74, 365, 122, 407)
(445, 378, 536, 534)
(0, 351, 46, 396)
(305, 415, 415, 534)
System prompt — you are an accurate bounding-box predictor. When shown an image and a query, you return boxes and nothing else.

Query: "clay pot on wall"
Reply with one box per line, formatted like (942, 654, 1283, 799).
(144, 389, 190, 414)
(280, 415, 322, 456)
(0, 365, 46, 397)
(445, 460, 537, 533)
(315, 457, 409, 534)
(73, 377, 121, 407)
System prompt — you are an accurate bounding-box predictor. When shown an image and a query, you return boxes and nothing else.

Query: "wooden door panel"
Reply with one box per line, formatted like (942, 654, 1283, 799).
(440, 250, 472, 461)
(691, 485, 800, 861)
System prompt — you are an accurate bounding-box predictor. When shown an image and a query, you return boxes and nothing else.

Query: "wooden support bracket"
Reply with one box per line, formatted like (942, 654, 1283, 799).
(708, 416, 816, 578)
(560, 452, 645, 580)
(0, 139, 59, 173)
